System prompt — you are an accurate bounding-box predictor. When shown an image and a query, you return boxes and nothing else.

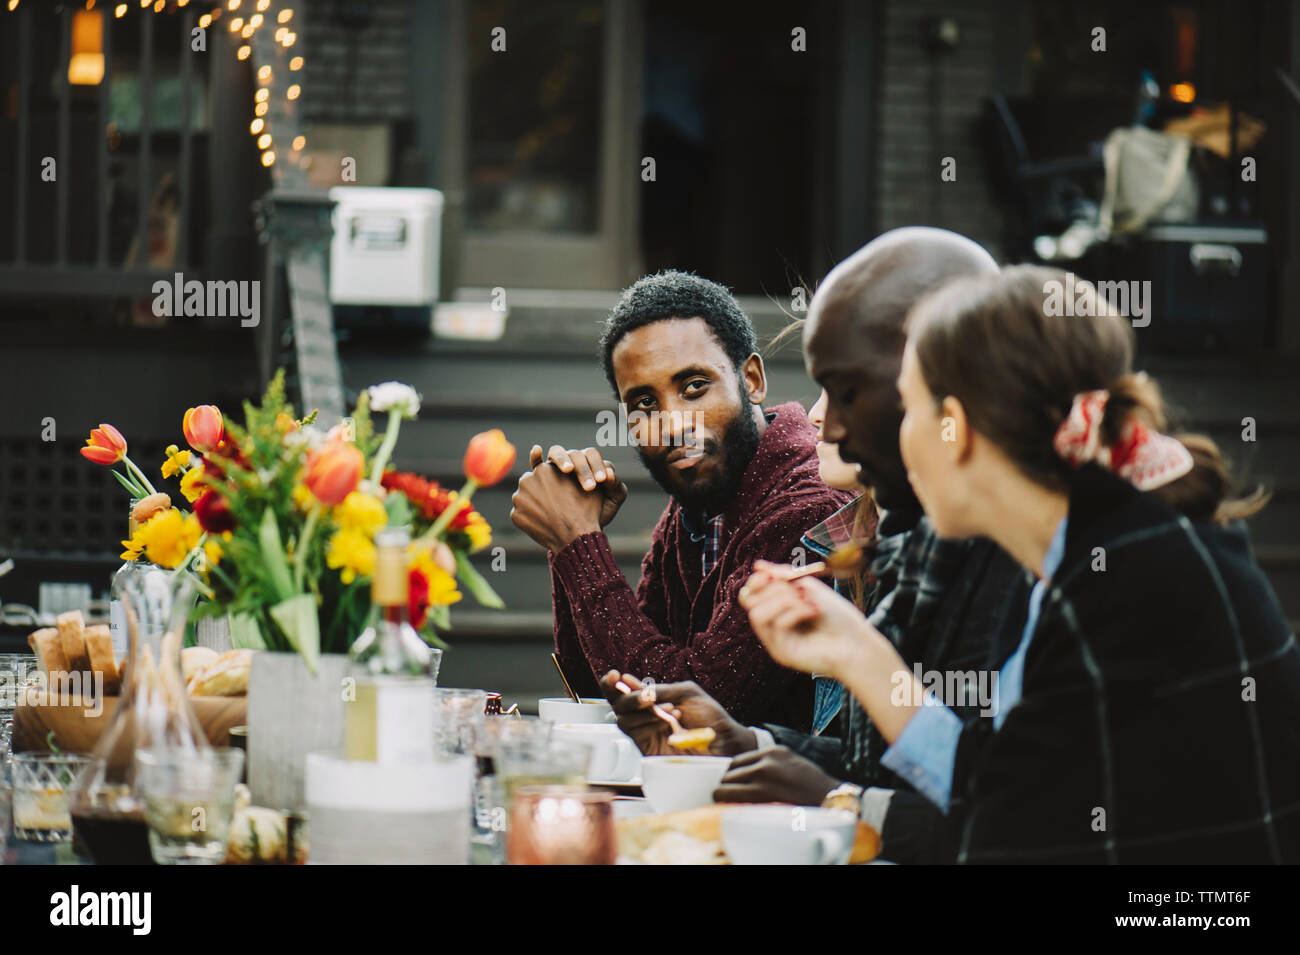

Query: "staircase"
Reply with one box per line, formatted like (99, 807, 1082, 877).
(337, 294, 1300, 711)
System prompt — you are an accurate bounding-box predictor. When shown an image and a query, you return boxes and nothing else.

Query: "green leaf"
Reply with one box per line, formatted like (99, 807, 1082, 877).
(111, 469, 147, 499)
(382, 492, 410, 527)
(454, 550, 504, 609)
(269, 592, 321, 673)
(427, 603, 451, 630)
(258, 509, 295, 603)
(229, 611, 267, 650)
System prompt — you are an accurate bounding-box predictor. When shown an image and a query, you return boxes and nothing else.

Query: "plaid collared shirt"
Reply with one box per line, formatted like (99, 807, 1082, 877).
(683, 511, 726, 577)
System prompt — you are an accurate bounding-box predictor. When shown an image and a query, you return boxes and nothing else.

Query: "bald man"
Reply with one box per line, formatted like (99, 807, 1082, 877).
(601, 228, 1035, 864)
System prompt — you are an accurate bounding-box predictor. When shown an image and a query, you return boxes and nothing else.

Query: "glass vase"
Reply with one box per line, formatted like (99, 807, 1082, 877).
(69, 570, 209, 864)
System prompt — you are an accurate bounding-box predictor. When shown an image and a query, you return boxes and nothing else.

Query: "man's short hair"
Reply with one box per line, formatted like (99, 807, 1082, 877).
(600, 270, 758, 396)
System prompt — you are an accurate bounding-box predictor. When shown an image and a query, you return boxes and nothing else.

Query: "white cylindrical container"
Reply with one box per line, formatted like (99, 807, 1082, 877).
(305, 752, 473, 865)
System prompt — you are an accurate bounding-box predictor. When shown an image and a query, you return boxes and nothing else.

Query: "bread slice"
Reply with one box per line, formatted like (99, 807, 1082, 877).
(188, 649, 253, 697)
(84, 624, 121, 696)
(27, 627, 69, 676)
(181, 646, 219, 684)
(56, 610, 91, 674)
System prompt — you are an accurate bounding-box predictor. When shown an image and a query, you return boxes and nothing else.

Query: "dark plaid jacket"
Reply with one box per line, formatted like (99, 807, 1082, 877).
(767, 504, 1032, 862)
(944, 464, 1300, 863)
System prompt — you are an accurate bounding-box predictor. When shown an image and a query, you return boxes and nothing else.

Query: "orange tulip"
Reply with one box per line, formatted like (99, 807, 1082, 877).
(182, 405, 224, 451)
(80, 423, 128, 465)
(463, 429, 516, 487)
(304, 440, 364, 506)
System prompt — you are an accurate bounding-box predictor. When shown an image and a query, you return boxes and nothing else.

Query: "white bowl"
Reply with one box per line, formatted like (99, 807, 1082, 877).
(640, 755, 732, 813)
(722, 806, 857, 865)
(537, 697, 614, 724)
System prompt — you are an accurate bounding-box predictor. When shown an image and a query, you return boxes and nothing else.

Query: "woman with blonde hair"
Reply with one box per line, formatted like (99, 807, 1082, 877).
(740, 265, 1300, 863)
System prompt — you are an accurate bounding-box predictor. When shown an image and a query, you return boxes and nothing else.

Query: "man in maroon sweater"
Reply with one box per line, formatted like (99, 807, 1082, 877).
(511, 271, 851, 731)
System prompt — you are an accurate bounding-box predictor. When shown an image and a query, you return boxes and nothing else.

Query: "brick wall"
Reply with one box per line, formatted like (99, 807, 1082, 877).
(873, 0, 1007, 260)
(300, 0, 411, 123)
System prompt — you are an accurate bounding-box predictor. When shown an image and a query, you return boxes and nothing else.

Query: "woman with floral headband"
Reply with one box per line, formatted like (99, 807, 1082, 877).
(739, 265, 1300, 864)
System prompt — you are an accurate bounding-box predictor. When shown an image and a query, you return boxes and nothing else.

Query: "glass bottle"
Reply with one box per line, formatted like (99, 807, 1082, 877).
(344, 527, 436, 763)
(108, 505, 143, 659)
(70, 571, 208, 864)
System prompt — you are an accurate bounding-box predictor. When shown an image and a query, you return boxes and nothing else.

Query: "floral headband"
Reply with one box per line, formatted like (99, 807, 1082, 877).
(1052, 389, 1194, 491)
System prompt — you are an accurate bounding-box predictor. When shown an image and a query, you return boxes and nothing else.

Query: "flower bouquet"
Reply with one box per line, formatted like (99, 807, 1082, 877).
(85, 371, 515, 673)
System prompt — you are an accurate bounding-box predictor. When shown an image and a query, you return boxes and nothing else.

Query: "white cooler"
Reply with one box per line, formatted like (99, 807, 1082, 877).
(328, 186, 443, 307)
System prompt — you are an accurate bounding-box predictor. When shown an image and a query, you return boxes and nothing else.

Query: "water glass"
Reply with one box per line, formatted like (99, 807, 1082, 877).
(137, 748, 244, 864)
(11, 752, 91, 842)
(433, 688, 488, 757)
(508, 785, 617, 865)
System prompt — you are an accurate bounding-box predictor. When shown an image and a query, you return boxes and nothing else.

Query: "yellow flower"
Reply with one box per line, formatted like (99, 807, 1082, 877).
(161, 445, 192, 479)
(120, 536, 144, 561)
(179, 466, 205, 504)
(333, 491, 387, 537)
(136, 509, 202, 569)
(409, 549, 462, 607)
(459, 511, 493, 553)
(203, 537, 223, 568)
(292, 484, 315, 512)
(326, 528, 375, 584)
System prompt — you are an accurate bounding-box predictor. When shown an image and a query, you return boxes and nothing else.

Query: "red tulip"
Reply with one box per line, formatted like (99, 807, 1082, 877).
(463, 429, 516, 487)
(304, 440, 364, 506)
(194, 490, 238, 534)
(183, 405, 224, 452)
(80, 423, 128, 465)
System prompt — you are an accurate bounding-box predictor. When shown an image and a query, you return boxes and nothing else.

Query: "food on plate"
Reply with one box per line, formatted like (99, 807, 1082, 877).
(616, 802, 882, 864)
(616, 803, 731, 864)
(667, 726, 716, 753)
(187, 649, 253, 697)
(56, 610, 91, 673)
(181, 646, 219, 684)
(83, 624, 121, 696)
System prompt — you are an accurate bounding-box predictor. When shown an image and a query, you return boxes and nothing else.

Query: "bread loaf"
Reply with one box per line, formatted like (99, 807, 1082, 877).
(84, 624, 121, 696)
(55, 610, 91, 674)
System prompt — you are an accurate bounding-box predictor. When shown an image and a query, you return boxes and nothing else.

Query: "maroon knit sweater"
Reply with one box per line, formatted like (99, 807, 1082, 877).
(549, 402, 854, 732)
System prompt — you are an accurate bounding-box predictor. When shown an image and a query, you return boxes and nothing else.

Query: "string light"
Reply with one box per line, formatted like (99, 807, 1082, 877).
(277, 8, 291, 22)
(226, 0, 239, 9)
(274, 26, 286, 40)
(140, 0, 149, 8)
(286, 84, 300, 100)
(241, 22, 253, 37)
(6, 0, 18, 12)
(254, 101, 268, 116)
(236, 43, 250, 59)
(257, 65, 271, 82)
(115, 3, 127, 16)
(256, 0, 269, 9)
(228, 16, 242, 30)
(282, 31, 295, 46)
(248, 12, 261, 27)
(254, 88, 269, 102)
(198, 11, 210, 26)
(289, 56, 303, 70)
(261, 150, 275, 167)
(292, 135, 305, 150)
(177, 0, 189, 6)
(153, 0, 164, 11)
(257, 133, 271, 149)
(249, 117, 263, 134)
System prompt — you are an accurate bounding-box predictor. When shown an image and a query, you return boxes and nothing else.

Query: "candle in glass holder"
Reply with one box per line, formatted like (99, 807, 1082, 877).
(507, 785, 616, 865)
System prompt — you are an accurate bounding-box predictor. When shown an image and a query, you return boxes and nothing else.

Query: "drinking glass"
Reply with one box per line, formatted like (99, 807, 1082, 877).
(433, 688, 488, 757)
(11, 752, 91, 842)
(507, 785, 617, 865)
(0, 654, 36, 774)
(137, 748, 244, 864)
(496, 737, 592, 811)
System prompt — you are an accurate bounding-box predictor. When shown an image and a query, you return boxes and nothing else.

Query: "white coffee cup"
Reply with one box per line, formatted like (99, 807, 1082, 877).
(722, 806, 858, 865)
(537, 697, 614, 724)
(551, 723, 641, 781)
(640, 755, 731, 813)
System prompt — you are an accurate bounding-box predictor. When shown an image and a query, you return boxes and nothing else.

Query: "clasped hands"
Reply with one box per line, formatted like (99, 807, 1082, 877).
(510, 444, 629, 553)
